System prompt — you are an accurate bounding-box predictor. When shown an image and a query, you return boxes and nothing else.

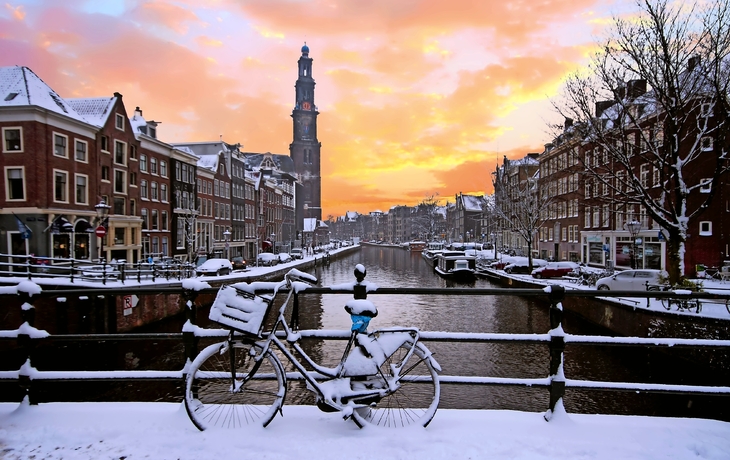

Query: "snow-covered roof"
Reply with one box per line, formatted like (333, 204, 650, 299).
(345, 211, 358, 222)
(66, 97, 116, 127)
(0, 66, 87, 122)
(461, 195, 483, 212)
(243, 152, 295, 174)
(197, 154, 219, 171)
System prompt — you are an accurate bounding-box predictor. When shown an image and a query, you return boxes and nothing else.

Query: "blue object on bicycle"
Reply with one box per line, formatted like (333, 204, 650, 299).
(350, 315, 372, 333)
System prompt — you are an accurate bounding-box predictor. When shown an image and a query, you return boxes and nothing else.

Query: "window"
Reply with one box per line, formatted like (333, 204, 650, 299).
(160, 183, 168, 202)
(699, 221, 712, 236)
(140, 154, 148, 172)
(640, 164, 649, 187)
(100, 135, 109, 152)
(101, 166, 110, 181)
(585, 207, 591, 228)
(129, 172, 137, 187)
(3, 127, 22, 152)
(114, 140, 126, 165)
(114, 169, 126, 194)
(701, 137, 713, 151)
(653, 167, 660, 188)
(113, 197, 125, 215)
(140, 179, 148, 199)
(151, 209, 159, 230)
(151, 181, 158, 201)
(114, 227, 125, 245)
(129, 145, 137, 160)
(54, 170, 68, 202)
(141, 208, 149, 229)
(160, 160, 167, 177)
(161, 211, 168, 230)
(700, 178, 712, 193)
(701, 103, 712, 118)
(53, 133, 68, 157)
(130, 199, 136, 216)
(115, 113, 125, 130)
(5, 167, 25, 200)
(150, 157, 157, 175)
(75, 174, 88, 204)
(75, 140, 88, 162)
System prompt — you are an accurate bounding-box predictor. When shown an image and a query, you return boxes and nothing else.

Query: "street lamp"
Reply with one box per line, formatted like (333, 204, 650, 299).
(271, 233, 276, 254)
(94, 199, 111, 263)
(223, 229, 231, 260)
(625, 220, 642, 269)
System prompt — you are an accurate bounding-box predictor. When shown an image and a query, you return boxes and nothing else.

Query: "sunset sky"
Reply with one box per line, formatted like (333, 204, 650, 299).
(0, 0, 635, 217)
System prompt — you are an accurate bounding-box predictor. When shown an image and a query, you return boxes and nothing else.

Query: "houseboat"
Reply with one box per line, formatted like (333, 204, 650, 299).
(421, 242, 445, 268)
(434, 251, 477, 282)
(407, 241, 427, 252)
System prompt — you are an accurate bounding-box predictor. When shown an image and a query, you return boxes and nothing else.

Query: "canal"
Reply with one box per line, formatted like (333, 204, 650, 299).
(10, 245, 728, 421)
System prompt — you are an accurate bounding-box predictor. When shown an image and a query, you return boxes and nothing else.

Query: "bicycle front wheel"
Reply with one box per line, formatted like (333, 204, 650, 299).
(185, 340, 286, 431)
(351, 342, 440, 429)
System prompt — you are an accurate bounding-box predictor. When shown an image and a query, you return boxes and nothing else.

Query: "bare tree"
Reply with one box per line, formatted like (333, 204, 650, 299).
(412, 193, 442, 241)
(493, 174, 552, 271)
(554, 0, 730, 283)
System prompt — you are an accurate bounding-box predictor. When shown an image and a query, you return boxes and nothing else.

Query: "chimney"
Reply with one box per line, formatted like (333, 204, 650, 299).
(564, 117, 573, 131)
(135, 106, 143, 117)
(595, 100, 613, 118)
(688, 55, 701, 71)
(627, 79, 647, 98)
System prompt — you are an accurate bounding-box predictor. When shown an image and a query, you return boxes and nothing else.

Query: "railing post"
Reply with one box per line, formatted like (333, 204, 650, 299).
(182, 287, 200, 369)
(545, 284, 566, 421)
(17, 284, 41, 405)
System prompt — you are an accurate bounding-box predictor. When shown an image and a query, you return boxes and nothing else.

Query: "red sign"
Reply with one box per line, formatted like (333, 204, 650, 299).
(95, 226, 107, 238)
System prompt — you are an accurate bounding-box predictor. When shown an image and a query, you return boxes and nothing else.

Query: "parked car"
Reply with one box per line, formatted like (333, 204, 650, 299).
(504, 257, 548, 274)
(231, 256, 246, 270)
(196, 258, 232, 276)
(278, 253, 292, 263)
(531, 261, 581, 279)
(595, 269, 665, 291)
(257, 252, 278, 266)
(290, 248, 304, 260)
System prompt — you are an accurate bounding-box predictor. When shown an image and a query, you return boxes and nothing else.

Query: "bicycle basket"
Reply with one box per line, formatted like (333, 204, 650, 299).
(208, 285, 272, 337)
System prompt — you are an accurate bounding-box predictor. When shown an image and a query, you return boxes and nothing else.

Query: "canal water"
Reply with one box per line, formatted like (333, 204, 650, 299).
(10, 245, 727, 421)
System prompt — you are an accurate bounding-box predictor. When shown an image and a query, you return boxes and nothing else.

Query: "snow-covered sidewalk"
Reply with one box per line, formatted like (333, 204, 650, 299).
(1, 402, 729, 460)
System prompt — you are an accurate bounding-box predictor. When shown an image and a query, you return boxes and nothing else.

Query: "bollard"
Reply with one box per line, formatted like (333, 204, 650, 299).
(182, 288, 200, 368)
(17, 289, 37, 404)
(545, 285, 565, 420)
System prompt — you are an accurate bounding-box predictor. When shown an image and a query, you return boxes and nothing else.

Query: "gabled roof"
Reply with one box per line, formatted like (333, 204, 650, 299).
(303, 218, 317, 232)
(0, 66, 87, 122)
(66, 97, 116, 127)
(243, 152, 295, 174)
(460, 194, 483, 212)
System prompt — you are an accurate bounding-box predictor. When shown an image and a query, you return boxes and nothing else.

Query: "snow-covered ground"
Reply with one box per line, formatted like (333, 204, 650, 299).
(1, 401, 729, 460)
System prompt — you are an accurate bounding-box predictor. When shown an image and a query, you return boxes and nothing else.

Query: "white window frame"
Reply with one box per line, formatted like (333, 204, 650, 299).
(74, 139, 88, 163)
(700, 178, 712, 193)
(140, 179, 148, 200)
(140, 154, 148, 173)
(115, 113, 125, 131)
(75, 173, 88, 205)
(4, 166, 26, 201)
(2, 127, 23, 153)
(53, 169, 69, 203)
(701, 136, 713, 151)
(114, 169, 127, 195)
(699, 221, 712, 236)
(53, 132, 68, 158)
(160, 160, 167, 177)
(114, 140, 127, 166)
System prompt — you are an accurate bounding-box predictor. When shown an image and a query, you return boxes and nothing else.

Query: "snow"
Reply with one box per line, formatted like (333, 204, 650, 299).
(0, 401, 728, 460)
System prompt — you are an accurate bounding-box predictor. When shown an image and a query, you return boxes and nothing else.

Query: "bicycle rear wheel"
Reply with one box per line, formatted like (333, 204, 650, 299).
(351, 342, 440, 429)
(185, 340, 286, 431)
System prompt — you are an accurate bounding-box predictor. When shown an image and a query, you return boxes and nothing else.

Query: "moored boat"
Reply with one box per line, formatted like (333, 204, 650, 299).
(406, 241, 427, 252)
(421, 242, 445, 268)
(434, 251, 476, 282)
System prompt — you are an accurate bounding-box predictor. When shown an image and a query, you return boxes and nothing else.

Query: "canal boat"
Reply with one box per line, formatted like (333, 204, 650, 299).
(421, 242, 445, 268)
(407, 241, 427, 252)
(434, 251, 476, 282)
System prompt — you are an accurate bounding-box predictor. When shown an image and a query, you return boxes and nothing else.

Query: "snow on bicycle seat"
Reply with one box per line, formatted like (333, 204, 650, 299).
(209, 282, 276, 337)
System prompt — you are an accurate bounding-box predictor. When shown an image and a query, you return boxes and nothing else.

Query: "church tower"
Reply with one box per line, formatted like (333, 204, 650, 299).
(290, 43, 322, 221)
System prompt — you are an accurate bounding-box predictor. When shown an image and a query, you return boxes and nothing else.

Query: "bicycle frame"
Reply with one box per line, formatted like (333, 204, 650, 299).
(247, 283, 427, 412)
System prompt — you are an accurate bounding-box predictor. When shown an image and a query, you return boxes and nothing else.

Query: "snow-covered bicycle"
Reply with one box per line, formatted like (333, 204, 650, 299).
(184, 266, 441, 430)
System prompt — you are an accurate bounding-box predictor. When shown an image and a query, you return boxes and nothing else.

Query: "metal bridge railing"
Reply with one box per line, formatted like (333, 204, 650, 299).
(1, 281, 729, 420)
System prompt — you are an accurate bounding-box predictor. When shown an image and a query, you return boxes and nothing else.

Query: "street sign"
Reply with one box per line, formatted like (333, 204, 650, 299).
(95, 226, 107, 238)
